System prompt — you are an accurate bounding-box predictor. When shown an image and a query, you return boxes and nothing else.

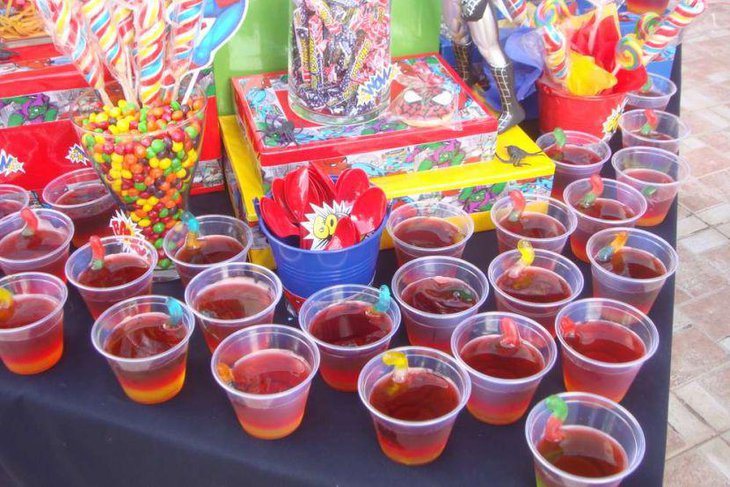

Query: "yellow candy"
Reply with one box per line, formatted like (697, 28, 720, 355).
(111, 160, 123, 170)
(116, 119, 130, 133)
(149, 158, 160, 169)
(121, 170, 132, 179)
(147, 196, 159, 206)
(182, 160, 193, 169)
(96, 113, 108, 122)
(94, 154, 104, 164)
(94, 135, 105, 144)
(187, 149, 198, 161)
(121, 190, 129, 197)
(517, 240, 535, 266)
(118, 99, 127, 108)
(142, 204, 152, 212)
(172, 142, 183, 152)
(176, 169, 187, 179)
(109, 169, 122, 179)
(111, 153, 123, 163)
(131, 213, 141, 222)
(109, 125, 118, 135)
(112, 181, 122, 192)
(139, 218, 151, 228)
(159, 158, 171, 170)
(89, 113, 97, 123)
(137, 198, 147, 206)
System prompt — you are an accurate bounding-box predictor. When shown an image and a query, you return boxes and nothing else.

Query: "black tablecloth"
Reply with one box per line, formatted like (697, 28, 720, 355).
(0, 53, 681, 486)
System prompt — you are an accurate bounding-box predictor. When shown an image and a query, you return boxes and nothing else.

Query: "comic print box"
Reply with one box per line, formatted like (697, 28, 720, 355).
(0, 43, 223, 196)
(232, 54, 499, 191)
(220, 115, 554, 269)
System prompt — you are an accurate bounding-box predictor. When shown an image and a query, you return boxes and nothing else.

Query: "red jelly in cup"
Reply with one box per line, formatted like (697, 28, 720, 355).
(299, 284, 400, 392)
(358, 347, 471, 465)
(0, 273, 67, 375)
(91, 296, 195, 404)
(66, 236, 157, 319)
(211, 325, 320, 440)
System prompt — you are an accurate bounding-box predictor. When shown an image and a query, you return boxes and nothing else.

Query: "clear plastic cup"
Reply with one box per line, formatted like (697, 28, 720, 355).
(488, 248, 584, 337)
(536, 131, 611, 202)
(612, 147, 690, 227)
(525, 392, 646, 487)
(66, 236, 157, 319)
(625, 73, 677, 112)
(0, 272, 67, 375)
(298, 284, 401, 392)
(386, 201, 474, 266)
(619, 109, 690, 153)
(587, 227, 678, 314)
(185, 263, 283, 352)
(91, 295, 196, 405)
(163, 214, 254, 286)
(392, 256, 489, 353)
(564, 178, 647, 263)
(556, 299, 659, 402)
(42, 168, 117, 247)
(0, 208, 74, 281)
(451, 312, 557, 425)
(211, 324, 320, 440)
(357, 346, 471, 465)
(491, 193, 577, 254)
(0, 184, 30, 220)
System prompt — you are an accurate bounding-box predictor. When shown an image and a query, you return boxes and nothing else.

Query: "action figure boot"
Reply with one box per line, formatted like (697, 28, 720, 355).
(491, 62, 525, 133)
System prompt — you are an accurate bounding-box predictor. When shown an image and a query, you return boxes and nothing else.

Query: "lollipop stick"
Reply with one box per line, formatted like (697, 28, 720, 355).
(182, 70, 200, 105)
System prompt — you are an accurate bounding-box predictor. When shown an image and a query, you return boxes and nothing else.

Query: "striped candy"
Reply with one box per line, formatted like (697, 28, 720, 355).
(616, 34, 642, 70)
(81, 0, 132, 90)
(542, 23, 568, 84)
(134, 0, 167, 104)
(642, 0, 706, 64)
(170, 0, 204, 77)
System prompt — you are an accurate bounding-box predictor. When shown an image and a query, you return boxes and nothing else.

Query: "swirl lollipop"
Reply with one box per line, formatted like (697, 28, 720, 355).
(541, 23, 569, 86)
(613, 34, 642, 75)
(533, 0, 570, 27)
(636, 12, 661, 40)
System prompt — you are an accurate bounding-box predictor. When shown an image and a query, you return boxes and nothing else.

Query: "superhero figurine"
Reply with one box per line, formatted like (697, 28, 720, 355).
(442, 0, 526, 132)
(192, 0, 248, 68)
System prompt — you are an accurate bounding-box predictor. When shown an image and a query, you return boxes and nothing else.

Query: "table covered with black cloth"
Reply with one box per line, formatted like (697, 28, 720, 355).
(0, 53, 681, 486)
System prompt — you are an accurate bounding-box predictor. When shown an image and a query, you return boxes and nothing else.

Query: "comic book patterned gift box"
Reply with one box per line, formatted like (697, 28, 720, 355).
(220, 115, 554, 269)
(0, 43, 224, 198)
(231, 54, 499, 192)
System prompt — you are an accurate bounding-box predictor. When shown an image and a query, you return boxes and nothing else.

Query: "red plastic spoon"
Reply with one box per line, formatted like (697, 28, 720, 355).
(272, 178, 296, 223)
(350, 187, 387, 237)
(325, 216, 359, 250)
(308, 164, 336, 203)
(336, 168, 370, 205)
(284, 167, 311, 222)
(260, 197, 299, 239)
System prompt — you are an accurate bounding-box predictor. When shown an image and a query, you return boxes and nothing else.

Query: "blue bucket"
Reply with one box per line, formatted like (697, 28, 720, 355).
(254, 200, 388, 311)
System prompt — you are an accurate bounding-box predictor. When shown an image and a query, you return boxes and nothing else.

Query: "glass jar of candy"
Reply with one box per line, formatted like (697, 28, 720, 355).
(288, 0, 392, 125)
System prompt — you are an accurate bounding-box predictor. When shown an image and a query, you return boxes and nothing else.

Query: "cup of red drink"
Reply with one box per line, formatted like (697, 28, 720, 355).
(66, 236, 157, 319)
(392, 256, 489, 353)
(211, 324, 320, 440)
(536, 131, 611, 202)
(525, 392, 646, 487)
(386, 201, 474, 266)
(564, 178, 647, 262)
(0, 184, 30, 220)
(587, 227, 678, 314)
(491, 193, 577, 254)
(451, 312, 557, 425)
(42, 168, 117, 247)
(91, 295, 196, 404)
(556, 299, 659, 403)
(298, 284, 401, 392)
(488, 248, 583, 337)
(0, 273, 67, 375)
(0, 208, 74, 281)
(163, 214, 254, 286)
(612, 147, 690, 227)
(185, 263, 283, 352)
(625, 74, 677, 112)
(619, 109, 689, 153)
(357, 347, 471, 465)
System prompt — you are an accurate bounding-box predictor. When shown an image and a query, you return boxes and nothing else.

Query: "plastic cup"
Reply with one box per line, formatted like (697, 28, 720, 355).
(386, 201, 474, 266)
(556, 299, 659, 402)
(612, 147, 690, 227)
(625, 73, 677, 112)
(185, 263, 283, 353)
(525, 392, 646, 487)
(491, 193, 577, 254)
(564, 178, 647, 263)
(392, 256, 489, 353)
(42, 168, 117, 247)
(619, 109, 690, 153)
(0, 184, 30, 220)
(587, 227, 678, 314)
(211, 324, 320, 440)
(488, 248, 584, 337)
(451, 312, 557, 425)
(298, 284, 401, 392)
(91, 295, 196, 404)
(357, 346, 471, 465)
(0, 273, 67, 375)
(65, 236, 157, 319)
(536, 131, 611, 202)
(163, 214, 254, 286)
(0, 208, 74, 281)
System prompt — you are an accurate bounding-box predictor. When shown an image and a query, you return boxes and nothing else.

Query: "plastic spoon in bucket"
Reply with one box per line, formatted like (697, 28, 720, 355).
(508, 190, 527, 222)
(640, 109, 658, 137)
(350, 187, 387, 237)
(272, 179, 297, 223)
(543, 395, 568, 443)
(0, 287, 15, 322)
(336, 168, 370, 205)
(325, 216, 359, 250)
(383, 350, 409, 384)
(284, 167, 311, 222)
(580, 174, 604, 209)
(260, 197, 299, 239)
(308, 164, 336, 202)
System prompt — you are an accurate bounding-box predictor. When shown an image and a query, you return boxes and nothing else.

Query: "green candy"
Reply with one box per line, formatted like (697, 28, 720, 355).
(174, 209, 183, 219)
(101, 153, 111, 162)
(154, 238, 164, 249)
(146, 148, 156, 160)
(124, 195, 136, 203)
(151, 139, 166, 153)
(140, 107, 149, 120)
(159, 208, 169, 218)
(171, 101, 181, 111)
(159, 258, 172, 269)
(164, 167, 173, 176)
(134, 182, 147, 191)
(153, 222, 165, 234)
(176, 150, 185, 160)
(138, 122, 148, 133)
(184, 126, 198, 138)
(172, 161, 182, 171)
